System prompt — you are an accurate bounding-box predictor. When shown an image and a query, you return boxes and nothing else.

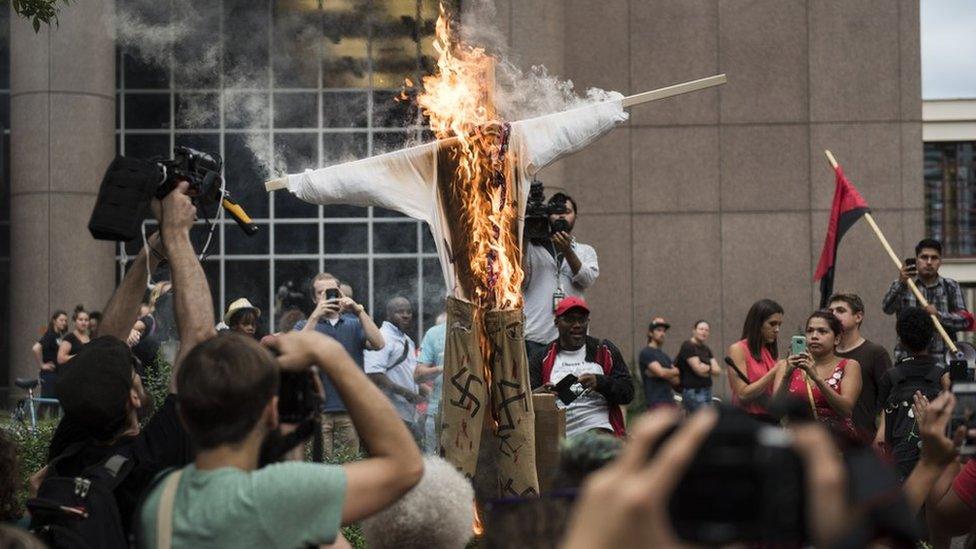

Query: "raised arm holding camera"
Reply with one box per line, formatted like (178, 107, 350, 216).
(882, 238, 972, 363)
(138, 330, 422, 548)
(28, 181, 205, 547)
(294, 272, 385, 460)
(522, 186, 599, 359)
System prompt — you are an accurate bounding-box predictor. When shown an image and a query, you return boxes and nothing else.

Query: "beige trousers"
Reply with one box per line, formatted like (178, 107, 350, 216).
(321, 412, 360, 461)
(439, 297, 539, 498)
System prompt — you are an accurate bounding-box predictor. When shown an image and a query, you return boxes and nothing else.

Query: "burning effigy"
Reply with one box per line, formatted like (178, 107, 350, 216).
(266, 4, 724, 498)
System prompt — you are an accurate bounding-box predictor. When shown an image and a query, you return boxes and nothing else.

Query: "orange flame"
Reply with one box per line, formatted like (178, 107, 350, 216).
(416, 3, 523, 313)
(472, 501, 485, 536)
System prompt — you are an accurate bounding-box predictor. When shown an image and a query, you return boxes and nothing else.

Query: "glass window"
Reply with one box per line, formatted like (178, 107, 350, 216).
(274, 223, 319, 255)
(273, 133, 318, 218)
(227, 222, 268, 254)
(225, 260, 271, 333)
(374, 222, 418, 253)
(223, 0, 270, 84)
(925, 142, 976, 256)
(116, 0, 446, 339)
(374, 257, 419, 336)
(176, 93, 220, 129)
(422, 257, 447, 330)
(274, 92, 318, 128)
(124, 134, 170, 160)
(224, 133, 271, 218)
(322, 92, 368, 127)
(125, 93, 170, 129)
(323, 223, 367, 253)
(274, 260, 319, 325)
(225, 92, 270, 129)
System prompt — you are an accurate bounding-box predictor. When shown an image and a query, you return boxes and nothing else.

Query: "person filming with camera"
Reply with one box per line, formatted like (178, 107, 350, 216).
(138, 329, 423, 548)
(522, 189, 599, 359)
(882, 238, 972, 364)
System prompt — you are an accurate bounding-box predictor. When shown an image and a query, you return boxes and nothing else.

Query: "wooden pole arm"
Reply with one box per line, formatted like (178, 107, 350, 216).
(266, 75, 728, 192)
(823, 150, 959, 354)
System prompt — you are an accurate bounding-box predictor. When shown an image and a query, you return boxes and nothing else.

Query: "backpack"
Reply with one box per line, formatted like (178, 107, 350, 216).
(27, 442, 135, 549)
(883, 365, 943, 465)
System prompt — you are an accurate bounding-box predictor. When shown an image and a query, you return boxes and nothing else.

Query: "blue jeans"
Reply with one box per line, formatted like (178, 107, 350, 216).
(682, 387, 712, 413)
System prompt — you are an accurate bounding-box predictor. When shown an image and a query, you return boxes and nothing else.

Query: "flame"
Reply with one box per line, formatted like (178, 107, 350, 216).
(416, 4, 524, 313)
(472, 501, 485, 536)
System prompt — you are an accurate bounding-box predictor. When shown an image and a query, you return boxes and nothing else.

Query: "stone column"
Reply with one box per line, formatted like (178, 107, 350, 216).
(8, 0, 116, 392)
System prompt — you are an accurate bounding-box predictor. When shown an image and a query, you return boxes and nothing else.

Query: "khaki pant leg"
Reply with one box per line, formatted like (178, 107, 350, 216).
(333, 413, 360, 457)
(320, 413, 336, 461)
(483, 307, 539, 496)
(439, 297, 488, 479)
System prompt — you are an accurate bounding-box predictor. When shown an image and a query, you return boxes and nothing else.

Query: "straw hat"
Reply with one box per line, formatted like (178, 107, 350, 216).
(224, 298, 261, 324)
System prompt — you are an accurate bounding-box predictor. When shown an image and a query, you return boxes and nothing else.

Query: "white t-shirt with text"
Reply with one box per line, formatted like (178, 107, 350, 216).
(550, 346, 612, 437)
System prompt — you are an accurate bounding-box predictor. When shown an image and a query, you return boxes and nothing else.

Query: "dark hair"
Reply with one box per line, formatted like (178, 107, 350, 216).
(71, 304, 87, 321)
(693, 319, 709, 329)
(47, 310, 68, 333)
(827, 292, 864, 316)
(176, 334, 280, 450)
(806, 310, 843, 338)
(740, 299, 784, 360)
(278, 309, 306, 333)
(548, 192, 578, 215)
(915, 238, 943, 256)
(89, 311, 102, 322)
(229, 308, 259, 329)
(896, 307, 934, 354)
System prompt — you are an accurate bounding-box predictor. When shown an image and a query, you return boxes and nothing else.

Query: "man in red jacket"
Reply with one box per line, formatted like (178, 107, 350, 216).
(528, 296, 634, 438)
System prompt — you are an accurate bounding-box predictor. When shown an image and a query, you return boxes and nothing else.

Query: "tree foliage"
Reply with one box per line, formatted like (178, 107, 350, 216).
(6, 0, 71, 33)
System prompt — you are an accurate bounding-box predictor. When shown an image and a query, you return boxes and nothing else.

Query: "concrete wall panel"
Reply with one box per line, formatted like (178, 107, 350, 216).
(632, 126, 720, 213)
(630, 0, 719, 126)
(718, 0, 808, 123)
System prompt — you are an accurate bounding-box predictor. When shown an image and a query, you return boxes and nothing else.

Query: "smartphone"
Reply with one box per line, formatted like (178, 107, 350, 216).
(904, 257, 917, 274)
(951, 382, 976, 456)
(790, 335, 806, 356)
(325, 288, 340, 300)
(554, 374, 581, 406)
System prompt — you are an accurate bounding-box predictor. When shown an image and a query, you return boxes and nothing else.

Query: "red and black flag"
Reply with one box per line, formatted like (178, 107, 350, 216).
(815, 164, 870, 308)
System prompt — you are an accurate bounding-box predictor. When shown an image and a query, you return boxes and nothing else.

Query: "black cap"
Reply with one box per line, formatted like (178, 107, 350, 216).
(57, 336, 135, 440)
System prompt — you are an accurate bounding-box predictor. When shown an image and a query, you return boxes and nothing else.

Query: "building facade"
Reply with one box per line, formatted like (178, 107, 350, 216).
(3, 0, 939, 401)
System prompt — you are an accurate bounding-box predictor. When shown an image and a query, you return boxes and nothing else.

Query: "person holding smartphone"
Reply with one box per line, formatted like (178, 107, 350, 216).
(882, 238, 972, 364)
(773, 311, 862, 437)
(294, 272, 385, 459)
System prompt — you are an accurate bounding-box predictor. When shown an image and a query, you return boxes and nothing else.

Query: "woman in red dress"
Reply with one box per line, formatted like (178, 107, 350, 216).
(773, 310, 862, 437)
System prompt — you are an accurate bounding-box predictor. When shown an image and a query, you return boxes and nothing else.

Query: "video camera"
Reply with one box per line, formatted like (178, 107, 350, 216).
(88, 147, 257, 242)
(524, 179, 570, 242)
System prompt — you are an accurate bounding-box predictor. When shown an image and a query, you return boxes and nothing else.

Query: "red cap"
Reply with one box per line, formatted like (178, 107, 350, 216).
(554, 296, 590, 317)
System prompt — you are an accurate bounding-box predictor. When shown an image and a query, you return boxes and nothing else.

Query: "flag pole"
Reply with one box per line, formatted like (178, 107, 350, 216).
(823, 150, 960, 355)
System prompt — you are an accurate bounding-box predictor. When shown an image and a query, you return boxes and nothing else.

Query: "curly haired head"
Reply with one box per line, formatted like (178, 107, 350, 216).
(360, 456, 474, 549)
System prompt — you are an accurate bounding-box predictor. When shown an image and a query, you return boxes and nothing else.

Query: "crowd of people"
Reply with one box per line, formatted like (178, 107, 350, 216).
(1, 187, 975, 548)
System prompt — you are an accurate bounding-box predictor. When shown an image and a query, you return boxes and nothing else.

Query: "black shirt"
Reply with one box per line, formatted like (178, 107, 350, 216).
(676, 340, 714, 389)
(836, 339, 892, 436)
(639, 346, 675, 406)
(38, 329, 63, 364)
(61, 333, 88, 362)
(47, 395, 193, 537)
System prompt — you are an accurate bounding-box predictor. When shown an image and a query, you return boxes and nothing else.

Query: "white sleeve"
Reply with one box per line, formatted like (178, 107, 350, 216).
(363, 341, 389, 374)
(285, 140, 439, 222)
(512, 94, 629, 175)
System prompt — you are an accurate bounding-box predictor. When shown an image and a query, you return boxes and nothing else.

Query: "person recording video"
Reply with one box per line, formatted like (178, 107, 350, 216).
(522, 191, 599, 360)
(882, 238, 972, 364)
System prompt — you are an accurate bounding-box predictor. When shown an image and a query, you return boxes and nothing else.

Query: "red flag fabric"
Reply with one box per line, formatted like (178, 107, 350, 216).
(815, 165, 870, 308)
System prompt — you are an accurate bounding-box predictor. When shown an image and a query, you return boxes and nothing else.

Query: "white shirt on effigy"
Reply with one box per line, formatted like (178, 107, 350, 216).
(551, 346, 612, 438)
(282, 98, 628, 303)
